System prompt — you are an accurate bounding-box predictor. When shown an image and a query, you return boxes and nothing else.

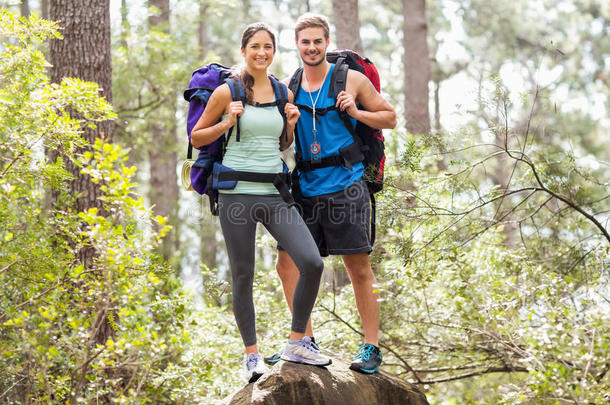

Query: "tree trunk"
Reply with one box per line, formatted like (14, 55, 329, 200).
(149, 0, 169, 26)
(432, 77, 447, 170)
(198, 0, 210, 60)
(49, 0, 113, 247)
(200, 216, 218, 272)
(403, 0, 431, 135)
(196, 2, 219, 272)
(20, 0, 30, 16)
(433, 79, 440, 134)
(120, 0, 129, 49)
(41, 0, 49, 20)
(148, 0, 180, 262)
(241, 0, 251, 22)
(331, 0, 363, 53)
(49, 0, 115, 374)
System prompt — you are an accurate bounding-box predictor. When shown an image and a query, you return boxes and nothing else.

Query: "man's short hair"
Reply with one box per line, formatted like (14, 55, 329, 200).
(295, 13, 330, 40)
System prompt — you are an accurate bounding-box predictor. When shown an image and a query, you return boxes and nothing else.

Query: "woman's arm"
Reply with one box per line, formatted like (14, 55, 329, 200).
(280, 89, 299, 151)
(190, 84, 243, 148)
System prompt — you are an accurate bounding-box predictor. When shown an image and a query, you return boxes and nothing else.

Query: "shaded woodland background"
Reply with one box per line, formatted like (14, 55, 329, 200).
(1, 0, 608, 403)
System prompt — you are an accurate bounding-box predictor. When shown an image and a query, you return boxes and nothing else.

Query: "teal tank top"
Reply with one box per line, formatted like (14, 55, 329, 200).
(220, 102, 284, 195)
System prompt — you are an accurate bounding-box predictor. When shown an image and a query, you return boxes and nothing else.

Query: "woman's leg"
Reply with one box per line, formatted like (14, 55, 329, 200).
(218, 194, 258, 350)
(262, 198, 324, 336)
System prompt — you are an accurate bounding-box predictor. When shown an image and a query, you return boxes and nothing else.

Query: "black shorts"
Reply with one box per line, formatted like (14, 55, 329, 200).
(278, 179, 372, 257)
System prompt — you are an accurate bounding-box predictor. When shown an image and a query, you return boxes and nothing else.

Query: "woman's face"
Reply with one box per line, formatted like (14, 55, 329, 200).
(242, 30, 275, 73)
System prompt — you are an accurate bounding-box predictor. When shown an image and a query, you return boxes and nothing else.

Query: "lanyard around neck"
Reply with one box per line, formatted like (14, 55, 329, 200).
(302, 65, 330, 134)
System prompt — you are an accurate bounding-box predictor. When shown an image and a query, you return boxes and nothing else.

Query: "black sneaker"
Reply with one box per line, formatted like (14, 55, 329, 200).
(349, 344, 382, 374)
(264, 337, 320, 365)
(263, 350, 283, 365)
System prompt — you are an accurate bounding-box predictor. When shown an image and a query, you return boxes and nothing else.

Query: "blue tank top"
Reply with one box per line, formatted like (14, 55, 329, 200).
(295, 64, 364, 197)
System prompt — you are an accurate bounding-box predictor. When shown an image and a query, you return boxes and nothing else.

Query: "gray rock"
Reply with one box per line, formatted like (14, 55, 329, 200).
(218, 358, 429, 405)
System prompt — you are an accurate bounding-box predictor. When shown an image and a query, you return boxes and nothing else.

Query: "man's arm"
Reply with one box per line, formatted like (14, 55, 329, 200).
(336, 70, 397, 130)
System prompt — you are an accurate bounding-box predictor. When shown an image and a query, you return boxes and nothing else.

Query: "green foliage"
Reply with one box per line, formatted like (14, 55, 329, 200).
(366, 77, 610, 403)
(0, 11, 198, 403)
(3, 2, 610, 404)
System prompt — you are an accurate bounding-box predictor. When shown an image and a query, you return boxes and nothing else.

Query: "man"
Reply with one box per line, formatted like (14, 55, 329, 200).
(267, 13, 397, 374)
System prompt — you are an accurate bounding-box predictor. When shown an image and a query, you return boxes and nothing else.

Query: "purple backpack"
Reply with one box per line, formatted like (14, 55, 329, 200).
(183, 63, 236, 195)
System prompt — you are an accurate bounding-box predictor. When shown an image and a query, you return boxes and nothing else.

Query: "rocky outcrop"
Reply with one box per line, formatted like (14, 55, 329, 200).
(218, 357, 429, 405)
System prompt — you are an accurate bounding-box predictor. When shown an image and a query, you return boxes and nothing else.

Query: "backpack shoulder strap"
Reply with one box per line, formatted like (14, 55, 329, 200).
(225, 77, 245, 103)
(330, 59, 359, 143)
(329, 57, 349, 99)
(269, 76, 288, 108)
(269, 76, 289, 142)
(224, 78, 245, 143)
(187, 142, 194, 159)
(288, 68, 303, 100)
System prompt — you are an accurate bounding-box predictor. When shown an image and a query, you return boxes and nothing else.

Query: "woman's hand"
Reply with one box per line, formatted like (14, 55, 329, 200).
(279, 102, 299, 151)
(227, 101, 244, 127)
(285, 102, 300, 127)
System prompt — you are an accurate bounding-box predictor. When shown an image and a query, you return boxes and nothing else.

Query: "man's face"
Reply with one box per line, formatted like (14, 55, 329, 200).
(295, 27, 329, 67)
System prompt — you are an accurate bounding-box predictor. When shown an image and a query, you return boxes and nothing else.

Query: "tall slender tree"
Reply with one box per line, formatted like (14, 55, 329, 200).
(197, 0, 219, 271)
(148, 0, 180, 261)
(41, 0, 48, 19)
(199, 0, 210, 59)
(20, 0, 29, 16)
(329, 0, 366, 286)
(120, 0, 129, 49)
(402, 0, 431, 135)
(49, 1, 113, 220)
(332, 0, 363, 53)
(49, 0, 114, 344)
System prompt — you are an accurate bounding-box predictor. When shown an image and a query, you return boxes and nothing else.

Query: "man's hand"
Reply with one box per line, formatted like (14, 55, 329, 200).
(336, 90, 359, 118)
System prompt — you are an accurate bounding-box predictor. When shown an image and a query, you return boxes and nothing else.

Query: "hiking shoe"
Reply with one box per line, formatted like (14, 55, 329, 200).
(265, 337, 320, 365)
(281, 336, 332, 366)
(243, 353, 269, 383)
(263, 350, 283, 365)
(349, 344, 382, 374)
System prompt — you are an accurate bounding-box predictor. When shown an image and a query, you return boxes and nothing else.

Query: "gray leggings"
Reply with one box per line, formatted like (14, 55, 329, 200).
(218, 193, 324, 347)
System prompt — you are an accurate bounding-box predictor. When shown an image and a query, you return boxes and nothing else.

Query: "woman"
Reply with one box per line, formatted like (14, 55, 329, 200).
(191, 23, 331, 383)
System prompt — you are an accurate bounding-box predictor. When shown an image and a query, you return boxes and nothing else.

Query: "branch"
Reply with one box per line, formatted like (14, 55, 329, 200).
(0, 269, 70, 322)
(492, 86, 540, 221)
(419, 365, 528, 384)
(0, 377, 26, 400)
(416, 188, 540, 253)
(506, 151, 610, 243)
(0, 260, 19, 274)
(454, 189, 539, 249)
(565, 245, 599, 274)
(116, 95, 164, 114)
(595, 363, 610, 383)
(73, 345, 106, 375)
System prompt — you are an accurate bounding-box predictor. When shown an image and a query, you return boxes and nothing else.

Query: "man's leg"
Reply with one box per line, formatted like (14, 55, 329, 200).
(276, 250, 314, 337)
(342, 252, 379, 346)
